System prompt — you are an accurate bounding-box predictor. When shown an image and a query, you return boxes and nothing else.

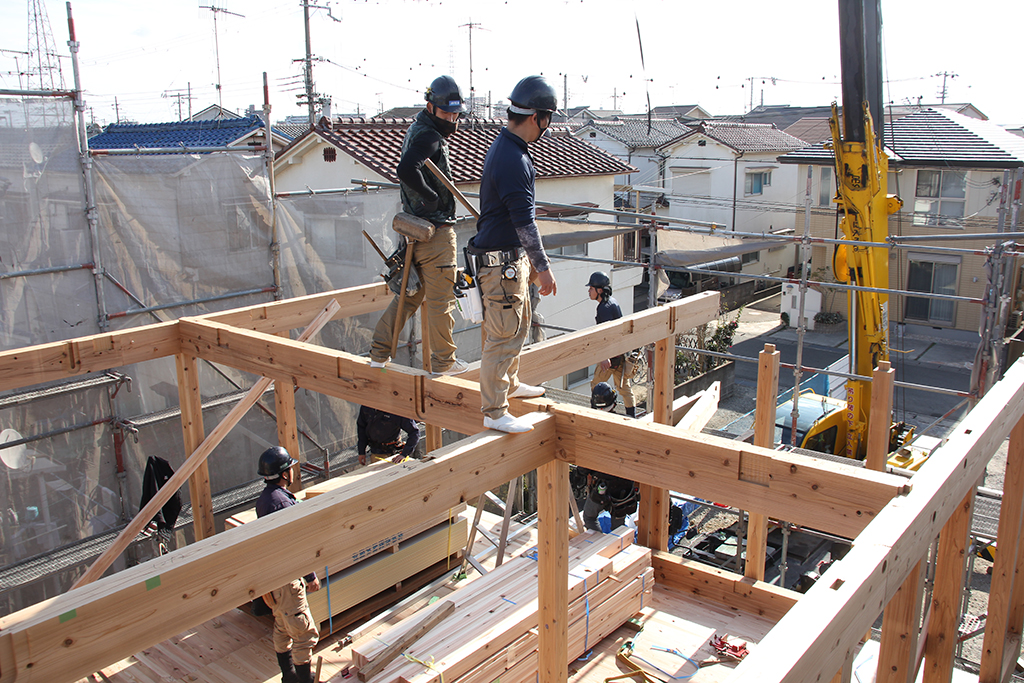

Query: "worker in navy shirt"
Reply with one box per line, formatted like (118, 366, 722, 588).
(356, 405, 420, 465)
(470, 76, 559, 434)
(256, 447, 319, 683)
(587, 271, 636, 417)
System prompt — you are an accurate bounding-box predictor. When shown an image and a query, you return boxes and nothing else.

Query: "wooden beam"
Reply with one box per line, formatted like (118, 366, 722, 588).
(0, 412, 558, 683)
(538, 459, 570, 683)
(555, 404, 907, 539)
(867, 361, 895, 472)
(652, 550, 798, 622)
(204, 282, 391, 334)
(921, 491, 974, 683)
(877, 561, 923, 683)
(461, 291, 720, 386)
(175, 353, 214, 541)
(980, 416, 1024, 683)
(0, 321, 180, 392)
(274, 333, 302, 492)
(746, 344, 779, 582)
(71, 301, 341, 589)
(675, 381, 720, 432)
(725, 357, 1024, 683)
(638, 336, 675, 550)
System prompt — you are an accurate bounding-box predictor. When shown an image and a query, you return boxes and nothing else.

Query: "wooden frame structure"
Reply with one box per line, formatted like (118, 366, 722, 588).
(0, 282, 1022, 683)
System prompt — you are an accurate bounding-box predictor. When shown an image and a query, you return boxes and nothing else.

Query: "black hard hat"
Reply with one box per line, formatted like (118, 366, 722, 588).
(258, 446, 297, 479)
(586, 271, 611, 289)
(509, 75, 558, 115)
(591, 382, 618, 411)
(425, 76, 466, 113)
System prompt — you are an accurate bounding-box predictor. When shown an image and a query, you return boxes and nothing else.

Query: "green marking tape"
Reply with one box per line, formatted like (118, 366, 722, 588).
(58, 609, 77, 623)
(145, 576, 161, 590)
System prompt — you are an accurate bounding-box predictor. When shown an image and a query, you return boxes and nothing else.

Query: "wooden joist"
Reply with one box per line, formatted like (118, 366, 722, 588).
(205, 282, 391, 333)
(0, 413, 557, 683)
(553, 404, 909, 539)
(727, 356, 1024, 683)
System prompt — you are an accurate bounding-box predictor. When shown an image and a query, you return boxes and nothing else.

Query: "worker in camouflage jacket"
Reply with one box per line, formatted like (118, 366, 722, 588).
(368, 75, 468, 376)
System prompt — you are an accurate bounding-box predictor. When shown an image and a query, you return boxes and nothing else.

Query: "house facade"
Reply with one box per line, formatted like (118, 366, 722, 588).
(780, 107, 1024, 335)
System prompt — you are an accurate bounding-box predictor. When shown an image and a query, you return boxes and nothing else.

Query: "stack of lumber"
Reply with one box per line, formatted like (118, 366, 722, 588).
(351, 527, 653, 683)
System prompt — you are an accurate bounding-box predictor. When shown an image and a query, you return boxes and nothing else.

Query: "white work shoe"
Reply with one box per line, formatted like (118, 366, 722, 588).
(509, 383, 546, 399)
(369, 358, 388, 369)
(433, 358, 469, 376)
(484, 413, 535, 433)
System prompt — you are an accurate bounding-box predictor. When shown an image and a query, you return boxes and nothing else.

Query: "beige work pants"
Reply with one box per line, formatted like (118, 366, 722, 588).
(592, 356, 636, 408)
(478, 252, 531, 420)
(369, 225, 458, 371)
(270, 579, 319, 664)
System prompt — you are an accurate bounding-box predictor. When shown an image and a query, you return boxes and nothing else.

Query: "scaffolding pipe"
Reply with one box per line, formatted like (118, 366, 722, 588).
(67, 3, 109, 333)
(791, 166, 814, 445)
(90, 146, 266, 155)
(262, 72, 282, 301)
(0, 88, 73, 97)
(104, 285, 277, 320)
(0, 262, 93, 280)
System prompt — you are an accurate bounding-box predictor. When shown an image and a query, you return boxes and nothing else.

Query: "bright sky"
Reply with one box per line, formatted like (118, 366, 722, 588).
(1, 0, 1021, 127)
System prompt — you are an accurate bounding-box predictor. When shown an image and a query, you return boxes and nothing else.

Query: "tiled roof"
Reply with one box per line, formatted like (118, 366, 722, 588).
(661, 121, 807, 153)
(375, 106, 424, 119)
(779, 108, 1024, 169)
(88, 116, 267, 150)
(275, 123, 309, 140)
(649, 105, 705, 118)
(783, 117, 832, 144)
(574, 118, 693, 148)
(280, 118, 636, 183)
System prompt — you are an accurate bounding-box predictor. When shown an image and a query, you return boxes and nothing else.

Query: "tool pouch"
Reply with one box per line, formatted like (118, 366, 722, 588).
(454, 246, 484, 323)
(383, 241, 422, 297)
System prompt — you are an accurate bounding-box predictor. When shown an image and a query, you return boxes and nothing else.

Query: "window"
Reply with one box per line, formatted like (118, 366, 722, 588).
(741, 250, 760, 265)
(913, 170, 966, 227)
(546, 242, 587, 257)
(229, 205, 266, 252)
(745, 171, 772, 196)
(819, 166, 832, 206)
(307, 216, 365, 265)
(905, 254, 959, 324)
(323, 147, 337, 162)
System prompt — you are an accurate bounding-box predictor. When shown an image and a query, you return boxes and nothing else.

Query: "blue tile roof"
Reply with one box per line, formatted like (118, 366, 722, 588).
(88, 116, 266, 150)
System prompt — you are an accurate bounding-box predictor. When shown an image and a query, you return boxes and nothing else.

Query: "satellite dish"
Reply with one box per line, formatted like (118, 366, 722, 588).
(28, 142, 44, 165)
(0, 429, 29, 470)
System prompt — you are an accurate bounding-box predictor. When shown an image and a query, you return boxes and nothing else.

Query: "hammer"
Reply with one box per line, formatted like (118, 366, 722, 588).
(390, 211, 435, 361)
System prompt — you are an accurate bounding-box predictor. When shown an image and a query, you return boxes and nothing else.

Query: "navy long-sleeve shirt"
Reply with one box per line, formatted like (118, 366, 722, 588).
(256, 483, 317, 583)
(595, 297, 622, 325)
(474, 128, 550, 272)
(356, 406, 419, 457)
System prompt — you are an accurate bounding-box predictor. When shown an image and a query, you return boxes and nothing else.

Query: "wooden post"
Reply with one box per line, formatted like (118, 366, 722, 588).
(922, 490, 974, 683)
(72, 300, 340, 589)
(637, 336, 673, 550)
(175, 353, 215, 541)
(538, 458, 569, 683)
(746, 343, 779, 581)
(980, 416, 1024, 683)
(421, 309, 443, 452)
(866, 361, 895, 472)
(275, 332, 302, 493)
(877, 561, 923, 683)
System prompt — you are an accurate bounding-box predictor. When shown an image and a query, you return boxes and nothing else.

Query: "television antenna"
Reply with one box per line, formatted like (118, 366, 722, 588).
(1, 428, 31, 471)
(199, 4, 244, 112)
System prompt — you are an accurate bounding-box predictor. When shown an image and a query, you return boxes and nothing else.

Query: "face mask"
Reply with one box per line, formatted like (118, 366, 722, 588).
(429, 109, 458, 137)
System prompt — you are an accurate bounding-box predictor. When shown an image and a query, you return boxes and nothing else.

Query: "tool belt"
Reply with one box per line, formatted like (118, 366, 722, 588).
(368, 439, 403, 455)
(466, 241, 523, 268)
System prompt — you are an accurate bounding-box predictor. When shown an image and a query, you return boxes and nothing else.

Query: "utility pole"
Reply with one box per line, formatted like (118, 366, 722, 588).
(935, 71, 958, 104)
(162, 85, 195, 121)
(295, 0, 339, 128)
(460, 20, 485, 118)
(611, 88, 621, 110)
(113, 96, 120, 123)
(200, 4, 244, 114)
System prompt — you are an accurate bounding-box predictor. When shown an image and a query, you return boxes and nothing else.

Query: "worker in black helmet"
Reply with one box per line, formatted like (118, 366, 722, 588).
(581, 383, 639, 532)
(369, 75, 468, 377)
(587, 271, 637, 417)
(470, 75, 559, 434)
(356, 405, 420, 465)
(255, 447, 320, 683)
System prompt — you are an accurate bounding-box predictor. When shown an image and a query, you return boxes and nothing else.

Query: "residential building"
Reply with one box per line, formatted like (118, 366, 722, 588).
(572, 118, 691, 197)
(779, 107, 1024, 334)
(88, 115, 293, 153)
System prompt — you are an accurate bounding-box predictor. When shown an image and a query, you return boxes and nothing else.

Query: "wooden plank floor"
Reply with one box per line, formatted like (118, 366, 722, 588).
(77, 512, 775, 683)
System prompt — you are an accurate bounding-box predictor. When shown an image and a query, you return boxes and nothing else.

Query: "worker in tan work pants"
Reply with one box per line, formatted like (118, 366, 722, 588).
(478, 251, 534, 424)
(268, 579, 318, 681)
(368, 225, 460, 371)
